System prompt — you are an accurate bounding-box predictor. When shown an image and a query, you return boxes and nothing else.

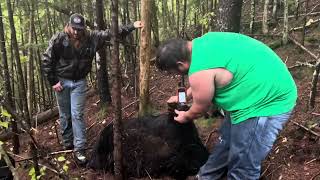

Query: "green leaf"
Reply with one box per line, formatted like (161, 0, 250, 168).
(40, 166, 47, 175)
(0, 121, 9, 129)
(57, 156, 66, 162)
(20, 55, 28, 64)
(1, 109, 11, 118)
(63, 164, 69, 172)
(28, 167, 35, 176)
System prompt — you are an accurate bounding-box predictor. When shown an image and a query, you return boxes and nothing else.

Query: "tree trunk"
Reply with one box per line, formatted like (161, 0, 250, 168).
(216, 0, 243, 32)
(110, 0, 124, 179)
(182, 0, 187, 37)
(208, 0, 214, 31)
(6, 0, 31, 128)
(0, 2, 20, 154)
(139, 0, 151, 117)
(262, 0, 270, 34)
(45, 0, 53, 38)
(250, 0, 256, 34)
(176, 0, 180, 36)
(295, 0, 300, 20)
(302, 0, 309, 46)
(151, 0, 159, 47)
(162, 0, 168, 31)
(33, 22, 46, 111)
(272, 0, 278, 19)
(309, 61, 320, 109)
(27, 0, 35, 118)
(96, 0, 112, 106)
(283, 0, 289, 44)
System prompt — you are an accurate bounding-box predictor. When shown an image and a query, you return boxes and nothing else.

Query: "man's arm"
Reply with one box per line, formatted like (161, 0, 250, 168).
(93, 21, 143, 41)
(42, 33, 60, 87)
(174, 70, 215, 123)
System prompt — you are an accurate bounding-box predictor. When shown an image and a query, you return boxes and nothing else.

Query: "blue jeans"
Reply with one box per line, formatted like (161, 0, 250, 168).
(55, 78, 87, 151)
(199, 111, 292, 180)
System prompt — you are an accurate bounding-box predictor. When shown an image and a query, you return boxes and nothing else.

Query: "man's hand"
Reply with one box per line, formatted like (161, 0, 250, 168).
(174, 110, 190, 123)
(52, 81, 63, 92)
(133, 21, 144, 28)
(167, 95, 178, 103)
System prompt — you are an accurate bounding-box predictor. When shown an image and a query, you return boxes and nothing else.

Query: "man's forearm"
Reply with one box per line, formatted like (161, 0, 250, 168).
(185, 103, 208, 121)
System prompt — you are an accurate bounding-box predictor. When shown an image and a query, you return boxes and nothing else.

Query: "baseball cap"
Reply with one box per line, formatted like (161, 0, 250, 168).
(69, 13, 85, 30)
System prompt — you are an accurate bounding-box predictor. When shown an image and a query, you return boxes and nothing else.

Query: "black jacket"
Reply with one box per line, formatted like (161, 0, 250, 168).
(42, 24, 135, 86)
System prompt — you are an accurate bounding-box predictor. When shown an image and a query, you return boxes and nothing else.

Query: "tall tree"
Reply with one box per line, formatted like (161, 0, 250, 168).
(110, 0, 124, 179)
(181, 0, 187, 37)
(96, 0, 112, 106)
(272, 0, 278, 19)
(139, 0, 151, 117)
(0, 1, 20, 154)
(283, 0, 289, 44)
(6, 0, 31, 127)
(27, 0, 36, 117)
(250, 0, 256, 34)
(45, 0, 53, 38)
(262, 0, 270, 34)
(302, 0, 309, 46)
(176, 0, 180, 36)
(151, 0, 159, 47)
(216, 0, 243, 32)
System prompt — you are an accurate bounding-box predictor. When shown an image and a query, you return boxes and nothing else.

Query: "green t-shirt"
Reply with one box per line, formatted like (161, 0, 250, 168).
(188, 32, 297, 124)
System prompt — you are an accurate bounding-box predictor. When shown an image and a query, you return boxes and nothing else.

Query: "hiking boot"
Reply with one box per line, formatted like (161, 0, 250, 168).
(74, 150, 87, 165)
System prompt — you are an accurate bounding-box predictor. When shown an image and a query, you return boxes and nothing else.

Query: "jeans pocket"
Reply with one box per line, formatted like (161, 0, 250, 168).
(255, 113, 291, 148)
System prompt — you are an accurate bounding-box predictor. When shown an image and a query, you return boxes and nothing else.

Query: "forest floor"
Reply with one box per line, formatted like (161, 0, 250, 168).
(7, 15, 320, 180)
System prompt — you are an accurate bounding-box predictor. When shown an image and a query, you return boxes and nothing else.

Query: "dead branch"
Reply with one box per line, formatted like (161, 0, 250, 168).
(311, 170, 320, 180)
(291, 120, 320, 137)
(121, 86, 156, 111)
(290, 18, 320, 31)
(260, 164, 271, 178)
(305, 158, 318, 165)
(309, 61, 320, 109)
(312, 112, 320, 116)
(288, 35, 318, 59)
(43, 2, 94, 29)
(288, 61, 315, 69)
(0, 145, 18, 180)
(7, 152, 59, 175)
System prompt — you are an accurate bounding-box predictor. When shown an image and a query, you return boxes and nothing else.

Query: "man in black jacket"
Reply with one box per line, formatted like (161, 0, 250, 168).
(42, 13, 143, 164)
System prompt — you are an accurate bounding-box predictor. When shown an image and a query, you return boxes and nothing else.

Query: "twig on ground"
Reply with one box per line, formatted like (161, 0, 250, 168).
(311, 170, 320, 180)
(0, 145, 18, 180)
(260, 163, 271, 178)
(291, 120, 320, 137)
(265, 165, 283, 178)
(312, 112, 320, 116)
(305, 158, 318, 165)
(145, 169, 153, 180)
(7, 152, 59, 175)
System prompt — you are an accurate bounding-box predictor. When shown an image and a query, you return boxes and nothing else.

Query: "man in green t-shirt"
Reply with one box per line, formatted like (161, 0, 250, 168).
(155, 32, 297, 179)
